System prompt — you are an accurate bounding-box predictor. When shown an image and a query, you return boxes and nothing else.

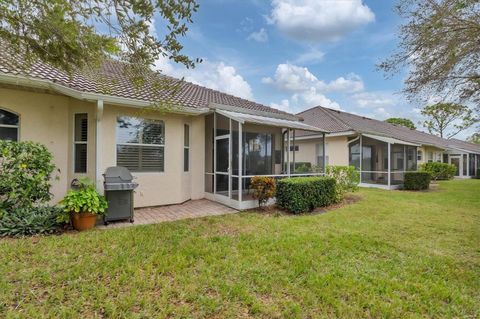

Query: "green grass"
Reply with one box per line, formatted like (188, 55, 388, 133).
(1, 180, 479, 318)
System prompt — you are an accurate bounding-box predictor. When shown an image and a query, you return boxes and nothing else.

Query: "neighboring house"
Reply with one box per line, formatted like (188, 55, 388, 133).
(0, 58, 325, 210)
(292, 106, 480, 189)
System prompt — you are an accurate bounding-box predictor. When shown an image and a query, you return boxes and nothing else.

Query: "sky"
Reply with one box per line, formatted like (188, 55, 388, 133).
(151, 0, 475, 140)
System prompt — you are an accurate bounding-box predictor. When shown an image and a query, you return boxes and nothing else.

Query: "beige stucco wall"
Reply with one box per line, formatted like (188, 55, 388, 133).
(292, 135, 349, 166)
(1, 87, 205, 208)
(418, 146, 444, 165)
(0, 87, 72, 202)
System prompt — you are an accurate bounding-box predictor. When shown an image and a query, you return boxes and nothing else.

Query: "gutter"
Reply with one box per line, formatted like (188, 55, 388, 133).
(0, 73, 210, 116)
(209, 102, 300, 122)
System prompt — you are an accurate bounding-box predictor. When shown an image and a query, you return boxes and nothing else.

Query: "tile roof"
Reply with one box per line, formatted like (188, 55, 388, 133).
(297, 106, 480, 154)
(0, 54, 293, 118)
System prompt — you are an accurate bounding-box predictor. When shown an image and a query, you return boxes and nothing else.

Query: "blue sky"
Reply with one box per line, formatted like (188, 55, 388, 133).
(152, 0, 473, 139)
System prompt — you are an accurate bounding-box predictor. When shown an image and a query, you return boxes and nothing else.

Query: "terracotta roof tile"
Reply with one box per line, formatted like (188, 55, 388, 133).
(0, 55, 293, 117)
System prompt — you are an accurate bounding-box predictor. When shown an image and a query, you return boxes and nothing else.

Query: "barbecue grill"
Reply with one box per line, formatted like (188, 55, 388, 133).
(103, 166, 138, 225)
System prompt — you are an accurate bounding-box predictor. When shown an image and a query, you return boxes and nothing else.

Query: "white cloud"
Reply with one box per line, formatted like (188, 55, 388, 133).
(292, 88, 341, 109)
(270, 99, 291, 112)
(154, 56, 253, 100)
(263, 63, 363, 94)
(294, 48, 325, 65)
(268, 0, 375, 42)
(351, 92, 395, 108)
(247, 28, 269, 42)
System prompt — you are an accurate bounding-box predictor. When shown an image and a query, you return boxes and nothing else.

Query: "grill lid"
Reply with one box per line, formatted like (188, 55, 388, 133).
(103, 166, 134, 183)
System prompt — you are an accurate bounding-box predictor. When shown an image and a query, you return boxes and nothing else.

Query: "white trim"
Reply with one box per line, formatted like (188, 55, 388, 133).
(0, 73, 210, 115)
(294, 130, 357, 140)
(363, 133, 420, 147)
(95, 100, 104, 191)
(209, 102, 299, 121)
(238, 122, 243, 202)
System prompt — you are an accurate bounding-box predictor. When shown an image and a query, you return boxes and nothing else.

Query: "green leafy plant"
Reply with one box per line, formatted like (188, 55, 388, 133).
(58, 178, 107, 223)
(276, 177, 336, 214)
(250, 176, 276, 208)
(404, 172, 431, 191)
(0, 141, 59, 211)
(419, 162, 456, 180)
(0, 206, 63, 237)
(325, 165, 360, 202)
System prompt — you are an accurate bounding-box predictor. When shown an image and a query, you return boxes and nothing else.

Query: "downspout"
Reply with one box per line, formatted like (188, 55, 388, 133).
(359, 134, 363, 184)
(287, 129, 291, 177)
(95, 100, 104, 192)
(282, 130, 287, 173)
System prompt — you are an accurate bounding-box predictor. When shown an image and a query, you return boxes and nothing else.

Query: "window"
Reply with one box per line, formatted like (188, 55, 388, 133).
(427, 151, 433, 163)
(348, 139, 360, 170)
(116, 117, 165, 172)
(289, 145, 299, 152)
(74, 113, 88, 173)
(0, 109, 19, 141)
(417, 150, 423, 161)
(184, 124, 189, 172)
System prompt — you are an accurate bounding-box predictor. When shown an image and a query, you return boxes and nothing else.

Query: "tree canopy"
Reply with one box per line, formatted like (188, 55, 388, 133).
(421, 103, 476, 138)
(467, 132, 480, 144)
(379, 0, 480, 105)
(385, 118, 416, 130)
(0, 0, 200, 80)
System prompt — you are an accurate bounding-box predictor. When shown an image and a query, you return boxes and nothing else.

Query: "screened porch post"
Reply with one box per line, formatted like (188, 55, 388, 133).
(387, 142, 391, 187)
(228, 118, 232, 199)
(287, 129, 291, 177)
(359, 134, 363, 184)
(213, 111, 217, 195)
(466, 153, 470, 177)
(322, 132, 326, 173)
(292, 129, 296, 174)
(238, 122, 243, 202)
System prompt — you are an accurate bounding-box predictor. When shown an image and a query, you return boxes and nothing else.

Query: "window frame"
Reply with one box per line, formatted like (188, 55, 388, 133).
(73, 113, 88, 174)
(115, 116, 165, 173)
(0, 108, 20, 141)
(184, 124, 190, 172)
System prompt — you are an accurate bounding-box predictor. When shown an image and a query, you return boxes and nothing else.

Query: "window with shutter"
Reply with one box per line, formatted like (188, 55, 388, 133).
(184, 124, 190, 172)
(74, 113, 88, 173)
(116, 117, 165, 172)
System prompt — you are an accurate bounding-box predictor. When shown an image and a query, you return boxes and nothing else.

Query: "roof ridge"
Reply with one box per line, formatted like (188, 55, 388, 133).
(314, 106, 353, 131)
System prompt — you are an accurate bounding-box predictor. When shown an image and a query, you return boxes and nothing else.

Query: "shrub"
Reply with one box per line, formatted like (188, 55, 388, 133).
(419, 162, 456, 180)
(287, 162, 312, 173)
(325, 165, 360, 202)
(58, 178, 108, 223)
(276, 177, 336, 214)
(404, 172, 431, 190)
(0, 141, 58, 211)
(250, 176, 276, 208)
(0, 206, 63, 237)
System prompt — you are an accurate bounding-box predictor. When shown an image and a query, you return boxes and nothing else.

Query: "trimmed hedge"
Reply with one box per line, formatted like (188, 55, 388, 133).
(404, 172, 431, 190)
(419, 162, 456, 180)
(276, 177, 336, 214)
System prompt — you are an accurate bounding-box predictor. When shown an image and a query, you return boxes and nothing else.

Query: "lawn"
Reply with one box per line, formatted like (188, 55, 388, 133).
(1, 180, 479, 318)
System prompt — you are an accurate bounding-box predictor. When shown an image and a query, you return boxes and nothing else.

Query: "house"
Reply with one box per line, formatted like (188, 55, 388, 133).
(0, 58, 325, 210)
(290, 106, 480, 188)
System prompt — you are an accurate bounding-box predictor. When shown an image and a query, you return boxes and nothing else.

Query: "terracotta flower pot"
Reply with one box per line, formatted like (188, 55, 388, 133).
(71, 212, 98, 231)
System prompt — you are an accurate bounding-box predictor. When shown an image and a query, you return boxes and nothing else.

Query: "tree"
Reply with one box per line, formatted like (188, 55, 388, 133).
(467, 132, 480, 144)
(385, 117, 416, 129)
(379, 0, 480, 105)
(0, 0, 200, 81)
(421, 103, 476, 138)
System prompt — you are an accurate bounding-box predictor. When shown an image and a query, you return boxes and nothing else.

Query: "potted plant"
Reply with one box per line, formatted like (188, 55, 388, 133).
(59, 178, 108, 231)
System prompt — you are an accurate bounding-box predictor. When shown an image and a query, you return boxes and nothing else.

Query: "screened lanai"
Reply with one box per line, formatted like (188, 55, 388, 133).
(348, 134, 419, 188)
(204, 110, 326, 209)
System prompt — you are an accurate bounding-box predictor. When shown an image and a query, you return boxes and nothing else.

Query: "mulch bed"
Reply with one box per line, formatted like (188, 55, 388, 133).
(251, 193, 363, 216)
